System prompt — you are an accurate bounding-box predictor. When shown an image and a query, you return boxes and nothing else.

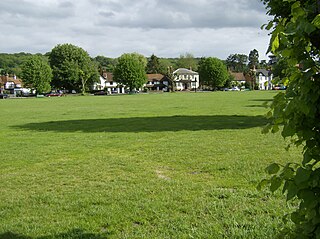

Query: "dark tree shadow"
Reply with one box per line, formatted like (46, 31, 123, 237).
(250, 98, 273, 102)
(13, 115, 268, 133)
(0, 232, 31, 239)
(0, 229, 108, 239)
(246, 104, 269, 108)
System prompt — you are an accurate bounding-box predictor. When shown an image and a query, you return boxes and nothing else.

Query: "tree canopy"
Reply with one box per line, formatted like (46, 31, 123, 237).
(147, 54, 161, 74)
(177, 52, 198, 71)
(198, 57, 228, 90)
(248, 49, 259, 69)
(260, 0, 320, 237)
(225, 53, 248, 72)
(94, 55, 117, 72)
(21, 55, 52, 94)
(49, 43, 99, 93)
(113, 53, 147, 91)
(0, 53, 43, 77)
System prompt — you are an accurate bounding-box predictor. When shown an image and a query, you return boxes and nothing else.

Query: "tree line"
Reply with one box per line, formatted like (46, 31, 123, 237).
(0, 44, 273, 94)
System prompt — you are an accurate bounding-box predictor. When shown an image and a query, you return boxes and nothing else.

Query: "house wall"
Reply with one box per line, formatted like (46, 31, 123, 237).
(174, 74, 199, 91)
(257, 73, 273, 90)
(93, 76, 125, 93)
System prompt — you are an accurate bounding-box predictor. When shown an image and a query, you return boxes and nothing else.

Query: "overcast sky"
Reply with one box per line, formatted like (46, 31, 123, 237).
(0, 0, 271, 60)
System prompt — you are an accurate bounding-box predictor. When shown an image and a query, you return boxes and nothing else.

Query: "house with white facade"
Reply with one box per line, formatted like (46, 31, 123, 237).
(229, 72, 247, 85)
(0, 74, 25, 95)
(256, 69, 273, 90)
(145, 74, 169, 91)
(0, 74, 22, 90)
(173, 68, 199, 91)
(93, 72, 125, 94)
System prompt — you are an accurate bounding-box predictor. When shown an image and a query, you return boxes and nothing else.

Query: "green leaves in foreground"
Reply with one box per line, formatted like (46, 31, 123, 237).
(261, 0, 320, 237)
(258, 161, 320, 238)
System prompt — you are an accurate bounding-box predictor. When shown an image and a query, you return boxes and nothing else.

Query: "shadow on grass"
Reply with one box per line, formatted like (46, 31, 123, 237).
(246, 104, 268, 108)
(0, 229, 108, 239)
(14, 115, 268, 133)
(250, 98, 273, 102)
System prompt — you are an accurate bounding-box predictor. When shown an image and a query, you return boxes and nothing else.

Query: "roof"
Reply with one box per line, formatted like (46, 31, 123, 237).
(106, 72, 113, 82)
(256, 69, 270, 76)
(147, 74, 166, 81)
(230, 72, 246, 82)
(0, 75, 22, 85)
(101, 72, 114, 82)
(173, 68, 198, 75)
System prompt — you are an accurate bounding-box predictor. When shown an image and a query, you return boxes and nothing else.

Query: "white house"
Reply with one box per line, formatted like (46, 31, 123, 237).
(145, 74, 169, 91)
(0, 74, 23, 94)
(173, 68, 199, 91)
(256, 69, 273, 90)
(93, 72, 125, 94)
(229, 72, 247, 85)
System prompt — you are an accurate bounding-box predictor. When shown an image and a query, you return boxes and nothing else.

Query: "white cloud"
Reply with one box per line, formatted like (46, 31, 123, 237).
(0, 0, 271, 60)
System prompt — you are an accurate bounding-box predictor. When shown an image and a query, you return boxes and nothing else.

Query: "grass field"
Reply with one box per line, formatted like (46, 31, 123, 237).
(0, 91, 300, 238)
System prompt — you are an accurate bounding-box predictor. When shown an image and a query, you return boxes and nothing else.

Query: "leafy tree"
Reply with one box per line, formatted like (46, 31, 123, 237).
(198, 57, 228, 90)
(21, 55, 52, 94)
(94, 55, 117, 72)
(225, 54, 248, 72)
(248, 49, 259, 69)
(165, 66, 176, 92)
(130, 52, 147, 70)
(158, 58, 177, 75)
(223, 72, 234, 88)
(49, 43, 99, 93)
(271, 57, 289, 84)
(113, 53, 147, 91)
(244, 68, 257, 90)
(0, 52, 36, 77)
(259, 60, 268, 69)
(260, 0, 320, 237)
(177, 52, 198, 71)
(147, 54, 161, 74)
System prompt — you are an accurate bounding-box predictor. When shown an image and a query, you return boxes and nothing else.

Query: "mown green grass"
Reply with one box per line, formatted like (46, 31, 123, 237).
(0, 91, 300, 238)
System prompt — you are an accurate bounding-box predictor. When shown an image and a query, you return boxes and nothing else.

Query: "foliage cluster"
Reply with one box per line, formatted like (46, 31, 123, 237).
(225, 54, 249, 72)
(113, 53, 147, 91)
(49, 44, 99, 94)
(260, 0, 320, 237)
(198, 57, 228, 89)
(21, 56, 52, 94)
(0, 53, 45, 77)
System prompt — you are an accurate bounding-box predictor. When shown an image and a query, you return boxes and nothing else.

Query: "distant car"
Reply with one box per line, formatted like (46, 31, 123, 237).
(94, 91, 108, 95)
(231, 87, 240, 91)
(46, 92, 63, 97)
(0, 94, 8, 99)
(273, 85, 286, 90)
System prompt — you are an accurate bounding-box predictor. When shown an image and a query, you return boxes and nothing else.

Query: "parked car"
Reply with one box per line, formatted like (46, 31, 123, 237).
(0, 94, 8, 99)
(231, 87, 240, 91)
(94, 91, 108, 95)
(273, 85, 286, 90)
(46, 92, 63, 97)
